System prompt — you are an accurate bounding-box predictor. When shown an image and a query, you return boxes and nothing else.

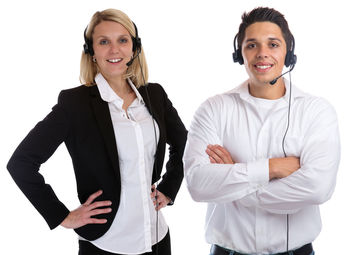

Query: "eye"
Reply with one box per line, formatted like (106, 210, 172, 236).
(270, 42, 279, 48)
(99, 39, 109, 45)
(119, 37, 128, 43)
(247, 43, 256, 49)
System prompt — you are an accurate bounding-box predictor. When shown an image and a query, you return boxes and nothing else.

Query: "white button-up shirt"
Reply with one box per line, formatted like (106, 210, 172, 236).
(80, 73, 168, 254)
(183, 79, 340, 254)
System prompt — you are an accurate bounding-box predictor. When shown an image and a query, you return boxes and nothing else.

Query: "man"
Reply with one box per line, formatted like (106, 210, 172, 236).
(183, 7, 340, 255)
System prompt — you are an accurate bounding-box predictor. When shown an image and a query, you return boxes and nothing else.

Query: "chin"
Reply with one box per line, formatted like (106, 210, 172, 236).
(250, 77, 271, 86)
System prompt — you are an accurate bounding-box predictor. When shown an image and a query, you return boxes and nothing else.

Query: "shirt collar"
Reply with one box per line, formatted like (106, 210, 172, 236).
(227, 78, 309, 105)
(95, 73, 144, 105)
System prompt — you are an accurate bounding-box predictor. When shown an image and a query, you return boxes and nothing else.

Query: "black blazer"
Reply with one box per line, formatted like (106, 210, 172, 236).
(7, 83, 187, 241)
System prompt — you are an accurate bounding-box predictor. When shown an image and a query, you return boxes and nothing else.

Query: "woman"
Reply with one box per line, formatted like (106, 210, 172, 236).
(7, 9, 187, 255)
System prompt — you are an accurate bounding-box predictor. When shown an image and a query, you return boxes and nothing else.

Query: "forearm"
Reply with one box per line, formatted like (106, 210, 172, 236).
(269, 156, 300, 180)
(7, 102, 70, 228)
(239, 145, 340, 213)
(158, 85, 188, 203)
(7, 153, 70, 229)
(239, 163, 338, 214)
(185, 158, 269, 203)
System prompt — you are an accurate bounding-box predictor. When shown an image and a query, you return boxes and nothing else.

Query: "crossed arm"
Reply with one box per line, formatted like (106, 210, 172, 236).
(206, 144, 300, 180)
(184, 98, 340, 214)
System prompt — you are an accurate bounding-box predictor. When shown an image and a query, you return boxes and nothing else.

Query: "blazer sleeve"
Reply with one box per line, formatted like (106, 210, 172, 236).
(7, 91, 71, 229)
(156, 85, 188, 203)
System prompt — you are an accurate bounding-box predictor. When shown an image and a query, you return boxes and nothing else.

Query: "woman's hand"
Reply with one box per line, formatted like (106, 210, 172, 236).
(60, 190, 112, 229)
(206, 144, 235, 164)
(150, 185, 171, 211)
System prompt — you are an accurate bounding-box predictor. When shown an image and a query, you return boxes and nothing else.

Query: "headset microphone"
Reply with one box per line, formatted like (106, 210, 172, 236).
(126, 48, 141, 66)
(269, 67, 293, 85)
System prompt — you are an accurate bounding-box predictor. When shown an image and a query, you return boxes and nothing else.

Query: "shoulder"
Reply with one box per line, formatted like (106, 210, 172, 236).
(138, 82, 170, 108)
(58, 85, 90, 99)
(139, 82, 166, 97)
(295, 88, 336, 116)
(57, 85, 94, 105)
(293, 88, 338, 123)
(199, 91, 238, 115)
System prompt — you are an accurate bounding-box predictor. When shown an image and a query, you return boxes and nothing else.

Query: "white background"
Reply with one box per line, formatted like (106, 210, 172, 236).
(1, 0, 349, 254)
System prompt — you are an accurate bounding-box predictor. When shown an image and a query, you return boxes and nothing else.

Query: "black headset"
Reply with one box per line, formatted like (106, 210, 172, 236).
(83, 22, 142, 56)
(232, 33, 297, 67)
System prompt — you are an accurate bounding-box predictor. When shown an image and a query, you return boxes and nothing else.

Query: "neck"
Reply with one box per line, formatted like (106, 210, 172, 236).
(105, 75, 132, 97)
(248, 78, 286, 100)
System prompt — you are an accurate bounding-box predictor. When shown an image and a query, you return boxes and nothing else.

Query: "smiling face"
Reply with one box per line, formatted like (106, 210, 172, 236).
(92, 21, 133, 82)
(242, 21, 287, 87)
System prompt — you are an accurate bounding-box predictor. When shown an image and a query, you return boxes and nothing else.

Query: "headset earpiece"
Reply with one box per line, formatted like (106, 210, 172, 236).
(232, 49, 244, 65)
(284, 35, 297, 67)
(83, 27, 94, 56)
(232, 34, 244, 65)
(131, 22, 142, 53)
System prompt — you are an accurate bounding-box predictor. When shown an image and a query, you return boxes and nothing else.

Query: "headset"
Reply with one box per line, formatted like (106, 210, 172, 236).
(232, 30, 297, 253)
(83, 21, 160, 255)
(83, 22, 142, 58)
(232, 33, 297, 68)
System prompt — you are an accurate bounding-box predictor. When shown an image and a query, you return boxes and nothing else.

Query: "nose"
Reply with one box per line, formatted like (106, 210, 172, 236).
(256, 45, 269, 59)
(110, 42, 120, 54)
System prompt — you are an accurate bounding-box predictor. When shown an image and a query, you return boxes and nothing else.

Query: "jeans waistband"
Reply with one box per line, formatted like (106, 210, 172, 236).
(210, 243, 313, 255)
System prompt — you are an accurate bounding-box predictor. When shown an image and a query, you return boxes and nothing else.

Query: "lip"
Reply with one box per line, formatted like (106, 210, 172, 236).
(254, 62, 273, 73)
(106, 58, 123, 64)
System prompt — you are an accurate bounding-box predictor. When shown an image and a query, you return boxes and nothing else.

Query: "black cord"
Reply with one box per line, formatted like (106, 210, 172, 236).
(136, 53, 159, 255)
(282, 69, 293, 252)
(281, 70, 292, 158)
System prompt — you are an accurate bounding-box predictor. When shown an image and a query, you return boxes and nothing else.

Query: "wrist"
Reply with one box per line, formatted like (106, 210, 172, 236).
(269, 158, 277, 180)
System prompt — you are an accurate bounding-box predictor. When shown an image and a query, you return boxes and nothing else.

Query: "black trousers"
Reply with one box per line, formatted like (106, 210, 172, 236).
(79, 231, 171, 255)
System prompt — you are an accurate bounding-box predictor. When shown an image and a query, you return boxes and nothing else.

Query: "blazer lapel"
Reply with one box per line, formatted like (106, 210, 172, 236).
(138, 85, 166, 183)
(138, 85, 164, 147)
(89, 86, 120, 179)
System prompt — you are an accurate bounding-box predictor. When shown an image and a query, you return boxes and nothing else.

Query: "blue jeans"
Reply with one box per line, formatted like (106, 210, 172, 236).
(209, 252, 314, 255)
(209, 245, 315, 255)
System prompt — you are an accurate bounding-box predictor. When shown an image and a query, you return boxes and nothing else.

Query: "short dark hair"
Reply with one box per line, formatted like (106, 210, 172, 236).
(237, 7, 293, 51)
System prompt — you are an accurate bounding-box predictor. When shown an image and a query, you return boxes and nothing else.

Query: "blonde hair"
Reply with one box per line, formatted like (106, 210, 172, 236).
(80, 9, 148, 88)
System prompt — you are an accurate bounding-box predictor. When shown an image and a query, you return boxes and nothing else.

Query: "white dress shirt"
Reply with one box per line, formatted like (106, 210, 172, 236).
(80, 73, 168, 254)
(183, 79, 340, 254)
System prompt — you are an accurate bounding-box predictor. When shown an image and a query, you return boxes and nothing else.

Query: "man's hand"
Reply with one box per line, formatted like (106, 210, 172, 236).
(60, 190, 112, 229)
(269, 157, 300, 180)
(205, 144, 235, 164)
(150, 185, 171, 211)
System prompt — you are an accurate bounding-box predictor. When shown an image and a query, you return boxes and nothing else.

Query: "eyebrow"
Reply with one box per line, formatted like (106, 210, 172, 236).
(95, 34, 131, 39)
(244, 37, 283, 43)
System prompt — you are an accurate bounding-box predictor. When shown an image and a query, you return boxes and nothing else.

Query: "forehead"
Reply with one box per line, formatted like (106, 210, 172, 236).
(244, 21, 285, 43)
(93, 20, 130, 37)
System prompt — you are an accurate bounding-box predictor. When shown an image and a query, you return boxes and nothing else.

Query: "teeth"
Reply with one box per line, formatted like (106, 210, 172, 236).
(256, 65, 272, 69)
(108, 59, 122, 63)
